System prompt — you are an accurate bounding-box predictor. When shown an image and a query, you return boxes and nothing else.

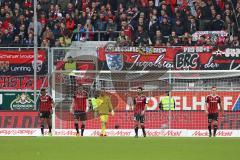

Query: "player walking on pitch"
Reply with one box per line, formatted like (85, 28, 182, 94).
(70, 87, 88, 136)
(133, 87, 147, 138)
(94, 90, 114, 136)
(205, 86, 224, 137)
(38, 88, 54, 136)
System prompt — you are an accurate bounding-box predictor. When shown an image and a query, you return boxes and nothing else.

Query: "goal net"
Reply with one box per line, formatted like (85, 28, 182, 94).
(52, 70, 240, 136)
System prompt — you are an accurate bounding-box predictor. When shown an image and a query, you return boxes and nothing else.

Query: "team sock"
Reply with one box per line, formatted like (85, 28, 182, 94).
(134, 126, 139, 136)
(75, 123, 79, 134)
(81, 124, 85, 136)
(101, 123, 106, 135)
(141, 125, 146, 137)
(213, 125, 218, 136)
(48, 125, 52, 133)
(208, 124, 212, 136)
(41, 125, 44, 135)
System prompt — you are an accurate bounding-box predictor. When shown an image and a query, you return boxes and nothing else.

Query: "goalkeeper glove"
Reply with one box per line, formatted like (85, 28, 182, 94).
(111, 110, 115, 116)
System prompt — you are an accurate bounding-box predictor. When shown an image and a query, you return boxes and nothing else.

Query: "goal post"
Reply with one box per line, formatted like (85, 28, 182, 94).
(51, 70, 240, 136)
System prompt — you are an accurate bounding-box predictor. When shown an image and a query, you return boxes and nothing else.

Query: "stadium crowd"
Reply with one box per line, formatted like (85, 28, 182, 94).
(0, 0, 239, 47)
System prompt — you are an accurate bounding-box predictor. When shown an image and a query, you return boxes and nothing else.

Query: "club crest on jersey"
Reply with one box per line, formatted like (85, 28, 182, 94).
(106, 54, 124, 71)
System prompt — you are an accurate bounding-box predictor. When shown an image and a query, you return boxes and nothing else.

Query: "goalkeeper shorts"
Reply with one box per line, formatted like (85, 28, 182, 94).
(100, 115, 109, 123)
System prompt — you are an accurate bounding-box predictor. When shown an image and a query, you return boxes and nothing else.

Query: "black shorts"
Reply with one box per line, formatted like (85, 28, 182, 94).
(208, 113, 218, 123)
(39, 111, 51, 119)
(74, 111, 87, 121)
(134, 114, 145, 123)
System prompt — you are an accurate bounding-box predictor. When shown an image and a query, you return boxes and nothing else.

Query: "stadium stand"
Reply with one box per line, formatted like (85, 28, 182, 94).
(0, 0, 239, 47)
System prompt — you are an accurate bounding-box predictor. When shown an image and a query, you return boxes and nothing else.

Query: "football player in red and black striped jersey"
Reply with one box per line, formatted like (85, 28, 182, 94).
(205, 86, 224, 137)
(70, 86, 88, 136)
(133, 87, 147, 138)
(38, 88, 54, 136)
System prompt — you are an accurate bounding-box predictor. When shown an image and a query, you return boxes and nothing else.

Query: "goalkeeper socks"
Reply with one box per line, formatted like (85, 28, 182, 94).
(49, 125, 52, 133)
(213, 125, 218, 136)
(141, 125, 146, 137)
(41, 125, 44, 135)
(75, 123, 79, 133)
(101, 123, 106, 135)
(134, 127, 139, 136)
(208, 124, 212, 137)
(81, 124, 85, 136)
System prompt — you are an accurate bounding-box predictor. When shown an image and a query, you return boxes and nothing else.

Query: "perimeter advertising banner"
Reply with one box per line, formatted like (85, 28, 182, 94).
(0, 111, 240, 130)
(1, 90, 239, 111)
(98, 46, 240, 70)
(0, 129, 239, 137)
(0, 50, 48, 75)
(109, 91, 240, 111)
(0, 92, 36, 110)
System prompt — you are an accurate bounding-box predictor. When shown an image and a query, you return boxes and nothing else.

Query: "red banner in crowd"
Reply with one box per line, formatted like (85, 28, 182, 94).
(0, 50, 48, 75)
(0, 75, 48, 90)
(98, 46, 240, 70)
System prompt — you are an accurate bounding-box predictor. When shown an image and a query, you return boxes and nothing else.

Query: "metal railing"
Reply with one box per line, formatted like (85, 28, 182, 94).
(72, 30, 122, 41)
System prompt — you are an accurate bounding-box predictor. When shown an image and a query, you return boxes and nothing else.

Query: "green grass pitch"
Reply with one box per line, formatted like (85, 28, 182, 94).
(0, 137, 239, 160)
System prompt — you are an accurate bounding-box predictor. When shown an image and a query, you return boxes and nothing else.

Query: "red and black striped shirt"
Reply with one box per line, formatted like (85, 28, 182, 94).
(206, 95, 221, 114)
(73, 91, 88, 112)
(38, 95, 53, 112)
(134, 95, 147, 114)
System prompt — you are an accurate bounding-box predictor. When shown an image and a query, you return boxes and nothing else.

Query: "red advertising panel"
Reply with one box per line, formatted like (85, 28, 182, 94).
(0, 110, 239, 130)
(0, 112, 40, 128)
(107, 91, 240, 111)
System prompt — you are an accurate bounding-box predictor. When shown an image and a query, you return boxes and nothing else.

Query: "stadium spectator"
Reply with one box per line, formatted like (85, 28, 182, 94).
(0, 0, 238, 47)
(181, 32, 194, 46)
(95, 12, 107, 41)
(231, 35, 240, 47)
(198, 1, 212, 31)
(28, 17, 42, 36)
(11, 35, 22, 47)
(106, 17, 117, 41)
(160, 17, 171, 42)
(186, 16, 198, 34)
(41, 38, 50, 47)
(42, 26, 55, 46)
(52, 23, 61, 40)
(24, 32, 34, 47)
(152, 30, 163, 46)
(134, 25, 149, 46)
(211, 14, 225, 31)
(73, 23, 85, 41)
(172, 19, 185, 36)
(59, 32, 72, 47)
(84, 19, 94, 41)
(1, 29, 13, 46)
(148, 15, 160, 44)
(117, 30, 130, 46)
